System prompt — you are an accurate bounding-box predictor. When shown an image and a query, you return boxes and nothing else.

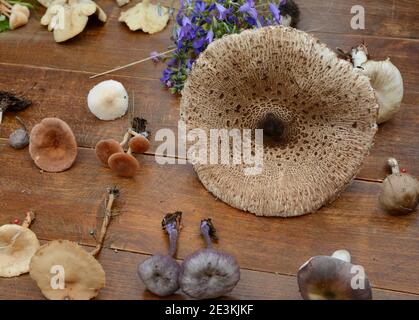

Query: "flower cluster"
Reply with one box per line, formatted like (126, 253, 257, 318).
(161, 0, 288, 94)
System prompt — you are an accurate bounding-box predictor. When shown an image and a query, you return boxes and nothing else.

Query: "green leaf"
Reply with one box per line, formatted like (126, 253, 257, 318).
(0, 18, 10, 33)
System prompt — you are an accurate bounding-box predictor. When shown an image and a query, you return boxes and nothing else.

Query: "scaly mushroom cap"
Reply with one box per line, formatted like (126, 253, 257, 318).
(95, 139, 124, 166)
(180, 26, 378, 217)
(87, 80, 129, 121)
(297, 255, 372, 300)
(108, 152, 139, 177)
(29, 240, 105, 300)
(0, 224, 40, 277)
(29, 117, 77, 172)
(129, 135, 150, 154)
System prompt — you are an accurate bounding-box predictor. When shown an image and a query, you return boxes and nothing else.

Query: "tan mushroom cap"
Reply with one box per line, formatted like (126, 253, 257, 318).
(29, 117, 77, 172)
(95, 139, 124, 166)
(180, 26, 378, 217)
(108, 152, 139, 177)
(128, 135, 150, 154)
(0, 224, 40, 277)
(29, 240, 105, 300)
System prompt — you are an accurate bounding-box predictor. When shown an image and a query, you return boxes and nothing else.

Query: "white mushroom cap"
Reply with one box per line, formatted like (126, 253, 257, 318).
(87, 80, 129, 121)
(29, 240, 106, 300)
(9, 4, 30, 30)
(0, 224, 40, 277)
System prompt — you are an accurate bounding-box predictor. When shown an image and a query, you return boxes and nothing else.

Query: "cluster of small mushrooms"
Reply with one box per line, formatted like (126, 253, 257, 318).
(0, 187, 120, 300)
(0, 0, 30, 30)
(138, 214, 241, 299)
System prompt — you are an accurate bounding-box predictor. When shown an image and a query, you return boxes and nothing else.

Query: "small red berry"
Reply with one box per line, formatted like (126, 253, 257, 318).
(401, 168, 407, 173)
(12, 218, 20, 225)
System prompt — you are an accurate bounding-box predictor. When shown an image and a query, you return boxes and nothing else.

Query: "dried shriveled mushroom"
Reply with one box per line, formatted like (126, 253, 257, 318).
(29, 187, 119, 300)
(87, 80, 128, 121)
(119, 0, 169, 34)
(29, 117, 78, 172)
(179, 219, 240, 299)
(379, 158, 419, 215)
(40, 0, 107, 43)
(181, 26, 377, 217)
(138, 212, 182, 296)
(298, 250, 372, 300)
(0, 90, 31, 123)
(0, 211, 39, 278)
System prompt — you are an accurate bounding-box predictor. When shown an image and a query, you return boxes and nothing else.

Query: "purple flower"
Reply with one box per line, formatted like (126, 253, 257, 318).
(268, 3, 281, 23)
(194, 0, 206, 13)
(150, 51, 160, 63)
(206, 29, 214, 43)
(215, 3, 231, 20)
(280, 0, 287, 5)
(239, 0, 258, 20)
(161, 68, 172, 83)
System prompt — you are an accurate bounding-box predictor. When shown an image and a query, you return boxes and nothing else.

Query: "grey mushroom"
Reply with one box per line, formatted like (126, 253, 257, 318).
(8, 116, 29, 149)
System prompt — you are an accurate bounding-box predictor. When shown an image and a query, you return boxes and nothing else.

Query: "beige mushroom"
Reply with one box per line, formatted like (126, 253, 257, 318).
(40, 0, 106, 43)
(119, 0, 169, 34)
(9, 4, 30, 29)
(116, 0, 129, 7)
(0, 211, 40, 278)
(180, 26, 377, 217)
(29, 188, 119, 300)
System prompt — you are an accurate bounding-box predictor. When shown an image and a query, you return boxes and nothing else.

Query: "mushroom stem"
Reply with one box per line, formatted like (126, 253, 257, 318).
(90, 187, 120, 257)
(21, 210, 35, 228)
(0, 111, 3, 123)
(15, 115, 27, 131)
(120, 131, 131, 147)
(126, 147, 133, 155)
(162, 211, 182, 257)
(331, 249, 351, 263)
(387, 157, 400, 174)
(200, 219, 217, 249)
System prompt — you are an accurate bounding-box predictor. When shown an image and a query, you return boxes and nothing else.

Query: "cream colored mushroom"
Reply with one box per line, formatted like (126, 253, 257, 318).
(40, 0, 107, 42)
(116, 0, 130, 7)
(119, 0, 169, 34)
(8, 4, 30, 30)
(0, 212, 40, 278)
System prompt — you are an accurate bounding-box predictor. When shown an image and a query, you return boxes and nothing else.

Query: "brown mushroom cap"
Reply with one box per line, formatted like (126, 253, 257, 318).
(0, 224, 40, 277)
(108, 152, 139, 177)
(180, 26, 377, 217)
(128, 135, 150, 154)
(95, 139, 124, 166)
(29, 118, 77, 172)
(297, 255, 372, 300)
(29, 240, 105, 300)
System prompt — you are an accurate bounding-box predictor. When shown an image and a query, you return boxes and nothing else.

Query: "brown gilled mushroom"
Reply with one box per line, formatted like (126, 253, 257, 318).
(108, 151, 139, 177)
(0, 211, 39, 278)
(29, 118, 77, 172)
(297, 250, 372, 300)
(95, 139, 124, 166)
(180, 26, 377, 217)
(29, 187, 119, 300)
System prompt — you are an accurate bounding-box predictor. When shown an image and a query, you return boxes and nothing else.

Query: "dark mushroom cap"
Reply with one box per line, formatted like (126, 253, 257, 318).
(179, 248, 240, 299)
(95, 139, 124, 166)
(137, 254, 180, 296)
(129, 135, 150, 154)
(108, 152, 139, 177)
(297, 256, 372, 300)
(29, 118, 77, 172)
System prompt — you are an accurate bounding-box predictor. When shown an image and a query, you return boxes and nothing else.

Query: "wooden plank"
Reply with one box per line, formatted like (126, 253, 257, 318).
(0, 1, 418, 78)
(0, 142, 418, 294)
(0, 245, 417, 300)
(0, 63, 418, 180)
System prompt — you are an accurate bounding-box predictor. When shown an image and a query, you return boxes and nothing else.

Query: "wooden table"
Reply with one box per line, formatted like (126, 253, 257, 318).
(0, 0, 418, 300)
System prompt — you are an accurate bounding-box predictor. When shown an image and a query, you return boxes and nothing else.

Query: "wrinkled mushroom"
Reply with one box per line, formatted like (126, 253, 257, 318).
(29, 187, 119, 300)
(181, 27, 377, 217)
(138, 211, 182, 296)
(0, 211, 40, 278)
(40, 0, 107, 43)
(119, 0, 169, 34)
(298, 250, 372, 300)
(179, 219, 240, 299)
(9, 116, 30, 149)
(87, 80, 129, 121)
(0, 90, 31, 123)
(29, 117, 78, 172)
(379, 158, 419, 215)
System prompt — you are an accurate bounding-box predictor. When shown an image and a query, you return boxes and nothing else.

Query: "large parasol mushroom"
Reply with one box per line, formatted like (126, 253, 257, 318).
(180, 26, 378, 217)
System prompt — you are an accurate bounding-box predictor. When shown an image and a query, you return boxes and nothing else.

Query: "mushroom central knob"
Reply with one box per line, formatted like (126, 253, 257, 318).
(180, 26, 378, 217)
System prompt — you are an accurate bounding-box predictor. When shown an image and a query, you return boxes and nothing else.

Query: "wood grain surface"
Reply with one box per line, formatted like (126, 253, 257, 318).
(0, 0, 418, 299)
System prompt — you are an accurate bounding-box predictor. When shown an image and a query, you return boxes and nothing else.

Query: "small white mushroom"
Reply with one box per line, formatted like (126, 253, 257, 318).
(351, 44, 404, 124)
(119, 0, 169, 34)
(87, 80, 129, 121)
(9, 4, 30, 29)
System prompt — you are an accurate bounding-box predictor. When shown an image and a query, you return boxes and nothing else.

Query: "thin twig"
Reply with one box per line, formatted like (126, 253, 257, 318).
(90, 48, 176, 79)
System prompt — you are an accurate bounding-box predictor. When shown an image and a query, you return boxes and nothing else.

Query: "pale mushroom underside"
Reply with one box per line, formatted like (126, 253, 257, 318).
(180, 26, 378, 217)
